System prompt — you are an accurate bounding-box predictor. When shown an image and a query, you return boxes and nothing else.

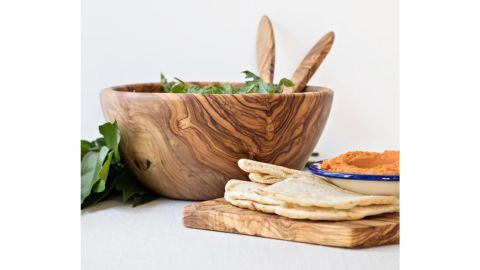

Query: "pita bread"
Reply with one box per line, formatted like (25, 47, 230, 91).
(257, 175, 399, 209)
(248, 172, 284, 184)
(251, 202, 278, 214)
(224, 180, 282, 205)
(275, 202, 399, 221)
(225, 179, 267, 192)
(224, 161, 400, 221)
(224, 196, 257, 210)
(225, 196, 399, 220)
(238, 159, 305, 178)
(239, 159, 325, 184)
(224, 196, 278, 214)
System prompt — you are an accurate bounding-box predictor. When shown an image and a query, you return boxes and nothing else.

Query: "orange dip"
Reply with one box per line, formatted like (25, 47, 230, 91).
(321, 150, 399, 175)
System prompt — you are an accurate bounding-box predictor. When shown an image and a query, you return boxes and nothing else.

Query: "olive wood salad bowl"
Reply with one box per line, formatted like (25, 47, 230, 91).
(100, 82, 333, 200)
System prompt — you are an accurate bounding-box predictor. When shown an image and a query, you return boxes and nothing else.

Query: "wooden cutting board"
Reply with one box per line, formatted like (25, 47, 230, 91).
(183, 198, 399, 248)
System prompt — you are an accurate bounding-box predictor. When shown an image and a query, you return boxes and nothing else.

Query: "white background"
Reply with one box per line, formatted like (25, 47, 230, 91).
(2, 0, 480, 270)
(82, 0, 399, 158)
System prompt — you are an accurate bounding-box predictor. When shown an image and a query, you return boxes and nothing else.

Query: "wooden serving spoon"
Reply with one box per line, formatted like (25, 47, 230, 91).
(283, 31, 335, 94)
(256, 15, 276, 83)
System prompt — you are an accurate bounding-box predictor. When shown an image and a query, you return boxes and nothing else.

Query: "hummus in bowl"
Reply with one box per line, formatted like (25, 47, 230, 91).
(308, 151, 399, 196)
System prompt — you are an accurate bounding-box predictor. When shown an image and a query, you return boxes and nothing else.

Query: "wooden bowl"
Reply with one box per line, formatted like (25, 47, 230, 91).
(100, 82, 333, 200)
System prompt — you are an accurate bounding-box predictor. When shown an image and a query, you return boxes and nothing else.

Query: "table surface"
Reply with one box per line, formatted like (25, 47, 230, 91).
(81, 198, 399, 270)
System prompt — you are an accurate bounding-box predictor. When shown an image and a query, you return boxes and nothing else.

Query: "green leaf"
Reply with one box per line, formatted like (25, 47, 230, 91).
(242, 70, 261, 80)
(212, 85, 224, 94)
(132, 193, 159, 207)
(115, 171, 147, 202)
(94, 138, 106, 148)
(238, 83, 255, 94)
(258, 82, 270, 93)
(98, 122, 121, 163)
(171, 83, 186, 93)
(160, 73, 174, 92)
(81, 168, 120, 209)
(268, 84, 281, 94)
(92, 151, 113, 193)
(160, 73, 168, 85)
(223, 83, 234, 94)
(202, 85, 224, 94)
(81, 140, 93, 158)
(247, 84, 259, 93)
(81, 146, 110, 203)
(114, 170, 159, 206)
(201, 86, 211, 94)
(279, 78, 294, 88)
(186, 84, 202, 94)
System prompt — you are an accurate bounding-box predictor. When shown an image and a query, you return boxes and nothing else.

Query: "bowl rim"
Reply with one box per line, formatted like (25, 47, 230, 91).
(102, 81, 334, 97)
(308, 160, 400, 181)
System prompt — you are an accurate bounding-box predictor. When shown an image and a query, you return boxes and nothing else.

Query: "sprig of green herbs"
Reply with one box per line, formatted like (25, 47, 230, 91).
(160, 71, 294, 94)
(81, 122, 159, 209)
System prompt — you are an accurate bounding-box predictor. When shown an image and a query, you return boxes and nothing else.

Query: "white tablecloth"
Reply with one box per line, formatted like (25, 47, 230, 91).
(82, 198, 399, 270)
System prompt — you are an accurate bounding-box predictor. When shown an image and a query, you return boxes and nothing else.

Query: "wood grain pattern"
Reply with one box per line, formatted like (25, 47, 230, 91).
(183, 198, 399, 248)
(284, 31, 335, 94)
(100, 83, 333, 200)
(256, 15, 276, 83)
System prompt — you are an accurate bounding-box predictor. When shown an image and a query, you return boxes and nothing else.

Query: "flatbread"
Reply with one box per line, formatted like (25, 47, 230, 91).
(224, 180, 282, 205)
(224, 180, 279, 214)
(238, 159, 305, 178)
(239, 159, 330, 185)
(224, 196, 256, 211)
(257, 175, 399, 209)
(275, 203, 399, 221)
(251, 202, 277, 214)
(225, 162, 400, 221)
(224, 196, 278, 214)
(225, 179, 267, 192)
(225, 196, 399, 221)
(248, 172, 284, 184)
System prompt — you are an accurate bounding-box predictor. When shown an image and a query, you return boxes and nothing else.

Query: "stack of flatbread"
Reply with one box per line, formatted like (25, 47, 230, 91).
(224, 159, 399, 221)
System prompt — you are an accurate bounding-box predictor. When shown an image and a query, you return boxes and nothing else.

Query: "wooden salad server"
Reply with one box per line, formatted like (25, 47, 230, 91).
(283, 31, 335, 93)
(256, 15, 276, 83)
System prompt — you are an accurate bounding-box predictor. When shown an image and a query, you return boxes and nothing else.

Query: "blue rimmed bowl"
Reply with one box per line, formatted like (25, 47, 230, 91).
(308, 160, 399, 196)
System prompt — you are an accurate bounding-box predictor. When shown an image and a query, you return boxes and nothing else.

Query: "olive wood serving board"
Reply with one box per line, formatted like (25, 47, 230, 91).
(183, 198, 399, 248)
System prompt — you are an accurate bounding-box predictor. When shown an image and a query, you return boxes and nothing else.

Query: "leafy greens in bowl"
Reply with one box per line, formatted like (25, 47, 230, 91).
(160, 71, 294, 94)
